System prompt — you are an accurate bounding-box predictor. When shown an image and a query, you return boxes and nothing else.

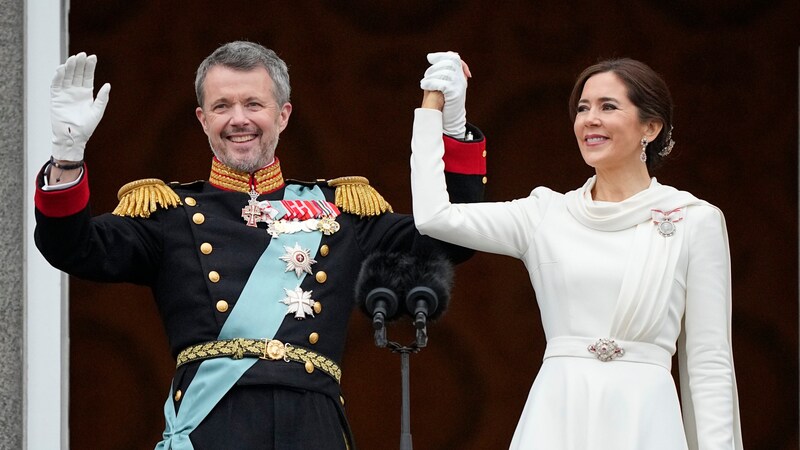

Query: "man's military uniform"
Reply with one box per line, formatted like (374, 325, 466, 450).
(34, 130, 486, 450)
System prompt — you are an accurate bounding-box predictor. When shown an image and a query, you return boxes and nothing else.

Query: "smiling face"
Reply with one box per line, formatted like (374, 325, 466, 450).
(195, 65, 292, 173)
(573, 71, 661, 172)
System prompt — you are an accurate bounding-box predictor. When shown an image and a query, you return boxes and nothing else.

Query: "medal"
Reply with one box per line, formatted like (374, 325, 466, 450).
(279, 243, 317, 277)
(317, 216, 341, 235)
(241, 189, 264, 227)
(280, 286, 316, 320)
(651, 208, 684, 237)
(243, 190, 341, 237)
(267, 218, 322, 238)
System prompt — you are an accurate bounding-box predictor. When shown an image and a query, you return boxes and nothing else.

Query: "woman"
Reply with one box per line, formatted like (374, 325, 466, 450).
(410, 53, 743, 449)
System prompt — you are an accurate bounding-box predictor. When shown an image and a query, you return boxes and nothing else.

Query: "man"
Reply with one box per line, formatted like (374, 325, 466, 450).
(35, 42, 484, 449)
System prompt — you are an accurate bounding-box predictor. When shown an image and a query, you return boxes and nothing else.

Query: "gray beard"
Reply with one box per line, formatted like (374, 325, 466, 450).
(208, 135, 279, 173)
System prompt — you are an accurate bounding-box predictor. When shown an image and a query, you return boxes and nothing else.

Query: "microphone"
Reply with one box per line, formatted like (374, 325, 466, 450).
(404, 252, 453, 347)
(355, 252, 412, 347)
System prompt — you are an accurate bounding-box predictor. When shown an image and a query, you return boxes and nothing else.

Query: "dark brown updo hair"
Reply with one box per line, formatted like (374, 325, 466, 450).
(568, 58, 674, 170)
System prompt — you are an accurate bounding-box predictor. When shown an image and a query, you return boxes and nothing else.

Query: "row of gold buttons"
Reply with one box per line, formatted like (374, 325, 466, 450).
(186, 198, 225, 313)
(177, 194, 335, 404)
(185, 194, 330, 347)
(482, 148, 488, 184)
(312, 242, 328, 326)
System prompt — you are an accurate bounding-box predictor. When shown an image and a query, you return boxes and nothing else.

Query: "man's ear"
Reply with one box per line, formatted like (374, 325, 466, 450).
(278, 102, 292, 133)
(196, 107, 209, 133)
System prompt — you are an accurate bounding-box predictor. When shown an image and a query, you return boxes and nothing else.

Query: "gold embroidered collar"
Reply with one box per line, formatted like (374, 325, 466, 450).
(209, 157, 285, 194)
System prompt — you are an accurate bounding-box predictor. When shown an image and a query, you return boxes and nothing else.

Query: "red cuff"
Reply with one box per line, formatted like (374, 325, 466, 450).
(442, 134, 487, 175)
(34, 165, 90, 218)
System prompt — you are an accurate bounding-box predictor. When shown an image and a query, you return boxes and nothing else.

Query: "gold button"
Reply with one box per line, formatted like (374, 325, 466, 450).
(192, 213, 205, 224)
(482, 150, 487, 157)
(184, 197, 197, 206)
(305, 361, 315, 374)
(208, 271, 220, 283)
(309, 332, 319, 344)
(319, 245, 329, 257)
(174, 389, 182, 402)
(482, 176, 488, 184)
(200, 242, 213, 254)
(315, 271, 327, 283)
(216, 300, 229, 313)
(313, 302, 322, 314)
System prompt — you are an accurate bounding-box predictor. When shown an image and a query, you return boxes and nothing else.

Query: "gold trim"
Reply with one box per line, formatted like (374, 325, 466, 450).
(209, 158, 285, 194)
(327, 175, 370, 187)
(112, 178, 182, 218)
(327, 176, 393, 217)
(176, 338, 342, 383)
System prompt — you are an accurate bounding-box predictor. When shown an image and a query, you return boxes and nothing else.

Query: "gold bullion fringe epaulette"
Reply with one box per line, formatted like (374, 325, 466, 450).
(112, 178, 182, 218)
(176, 338, 342, 384)
(327, 176, 393, 217)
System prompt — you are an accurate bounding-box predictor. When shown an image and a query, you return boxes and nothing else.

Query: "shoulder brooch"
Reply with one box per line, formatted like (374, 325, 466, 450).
(327, 176, 393, 217)
(112, 178, 182, 218)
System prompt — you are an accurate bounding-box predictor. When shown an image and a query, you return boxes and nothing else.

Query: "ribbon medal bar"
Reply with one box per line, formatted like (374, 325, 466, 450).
(241, 190, 341, 237)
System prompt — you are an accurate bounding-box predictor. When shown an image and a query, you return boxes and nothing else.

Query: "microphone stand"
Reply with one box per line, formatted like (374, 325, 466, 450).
(387, 341, 418, 450)
(361, 254, 446, 450)
(364, 285, 422, 449)
(381, 318, 429, 450)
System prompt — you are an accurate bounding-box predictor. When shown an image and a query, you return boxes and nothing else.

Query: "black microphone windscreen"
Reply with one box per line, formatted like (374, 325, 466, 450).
(405, 253, 454, 321)
(354, 252, 413, 321)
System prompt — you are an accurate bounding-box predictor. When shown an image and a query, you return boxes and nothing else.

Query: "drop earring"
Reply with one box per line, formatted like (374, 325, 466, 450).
(640, 137, 648, 163)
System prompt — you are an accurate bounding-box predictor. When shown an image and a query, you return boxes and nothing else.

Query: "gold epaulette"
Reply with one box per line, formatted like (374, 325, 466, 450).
(112, 178, 182, 218)
(327, 176, 393, 217)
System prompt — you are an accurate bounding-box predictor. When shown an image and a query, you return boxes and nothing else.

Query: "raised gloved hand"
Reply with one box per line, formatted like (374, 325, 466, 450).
(420, 51, 470, 138)
(50, 52, 111, 162)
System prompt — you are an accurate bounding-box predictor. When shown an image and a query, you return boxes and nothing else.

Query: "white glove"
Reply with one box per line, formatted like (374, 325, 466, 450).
(50, 52, 111, 162)
(420, 51, 468, 138)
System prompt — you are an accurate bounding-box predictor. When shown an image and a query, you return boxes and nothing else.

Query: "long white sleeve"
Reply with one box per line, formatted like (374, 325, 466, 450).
(683, 205, 742, 449)
(410, 108, 547, 259)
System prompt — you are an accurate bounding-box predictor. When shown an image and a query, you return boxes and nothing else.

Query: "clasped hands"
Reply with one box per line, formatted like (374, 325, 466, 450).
(420, 51, 471, 138)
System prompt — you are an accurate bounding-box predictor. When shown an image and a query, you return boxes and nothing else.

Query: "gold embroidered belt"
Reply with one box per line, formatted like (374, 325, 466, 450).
(176, 338, 342, 383)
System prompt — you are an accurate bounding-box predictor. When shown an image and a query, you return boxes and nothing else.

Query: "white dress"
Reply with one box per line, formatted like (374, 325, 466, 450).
(410, 109, 743, 450)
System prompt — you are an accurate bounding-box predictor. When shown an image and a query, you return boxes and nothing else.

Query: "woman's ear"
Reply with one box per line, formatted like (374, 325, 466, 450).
(644, 119, 664, 140)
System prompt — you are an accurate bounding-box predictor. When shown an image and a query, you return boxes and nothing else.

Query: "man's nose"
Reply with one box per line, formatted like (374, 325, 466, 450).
(229, 104, 250, 125)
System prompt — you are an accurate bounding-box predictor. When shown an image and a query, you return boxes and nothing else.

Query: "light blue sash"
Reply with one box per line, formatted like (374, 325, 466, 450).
(156, 184, 325, 450)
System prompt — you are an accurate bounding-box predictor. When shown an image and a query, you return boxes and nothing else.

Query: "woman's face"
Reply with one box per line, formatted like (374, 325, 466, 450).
(573, 71, 655, 172)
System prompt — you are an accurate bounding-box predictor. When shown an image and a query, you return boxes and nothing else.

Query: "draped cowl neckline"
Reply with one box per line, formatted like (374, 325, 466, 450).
(564, 176, 698, 232)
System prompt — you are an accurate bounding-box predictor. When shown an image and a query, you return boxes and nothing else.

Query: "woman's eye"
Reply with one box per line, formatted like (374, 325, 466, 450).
(602, 103, 618, 111)
(576, 105, 589, 113)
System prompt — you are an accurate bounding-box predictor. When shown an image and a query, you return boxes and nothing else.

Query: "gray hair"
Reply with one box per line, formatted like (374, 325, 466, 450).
(195, 41, 291, 107)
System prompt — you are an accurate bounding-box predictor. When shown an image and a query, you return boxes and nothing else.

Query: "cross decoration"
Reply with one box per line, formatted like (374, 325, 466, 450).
(242, 189, 265, 227)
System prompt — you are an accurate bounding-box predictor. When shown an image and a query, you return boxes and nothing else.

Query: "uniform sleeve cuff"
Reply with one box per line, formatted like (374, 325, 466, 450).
(442, 123, 486, 175)
(34, 163, 91, 217)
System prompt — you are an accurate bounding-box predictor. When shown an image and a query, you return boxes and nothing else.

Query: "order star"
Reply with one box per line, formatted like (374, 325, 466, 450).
(279, 243, 317, 277)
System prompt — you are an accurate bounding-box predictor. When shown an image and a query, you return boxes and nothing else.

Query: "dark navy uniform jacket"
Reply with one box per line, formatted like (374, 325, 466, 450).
(34, 129, 486, 449)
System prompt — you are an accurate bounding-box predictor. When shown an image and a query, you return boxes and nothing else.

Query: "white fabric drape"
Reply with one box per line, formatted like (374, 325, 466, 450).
(564, 176, 743, 450)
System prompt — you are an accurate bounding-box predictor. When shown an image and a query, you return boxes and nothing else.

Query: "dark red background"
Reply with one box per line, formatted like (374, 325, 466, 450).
(66, 2, 798, 449)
